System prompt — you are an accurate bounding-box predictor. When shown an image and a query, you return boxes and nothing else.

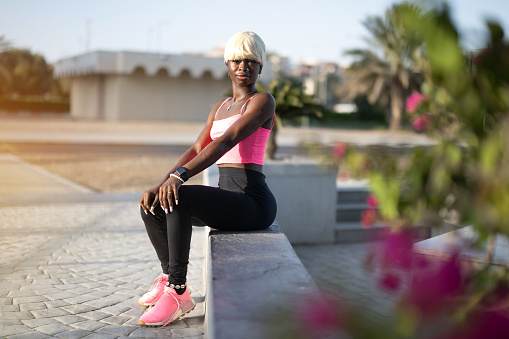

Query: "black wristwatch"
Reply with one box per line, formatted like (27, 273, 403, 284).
(175, 167, 189, 182)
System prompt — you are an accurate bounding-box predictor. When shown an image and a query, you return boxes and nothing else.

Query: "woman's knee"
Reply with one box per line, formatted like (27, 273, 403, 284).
(140, 206, 165, 225)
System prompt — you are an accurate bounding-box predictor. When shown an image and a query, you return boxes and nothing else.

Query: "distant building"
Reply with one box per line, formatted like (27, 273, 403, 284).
(54, 50, 273, 121)
(292, 61, 343, 109)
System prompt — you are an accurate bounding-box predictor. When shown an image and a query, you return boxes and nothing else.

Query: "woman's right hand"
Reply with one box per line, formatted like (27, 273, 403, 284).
(139, 186, 160, 215)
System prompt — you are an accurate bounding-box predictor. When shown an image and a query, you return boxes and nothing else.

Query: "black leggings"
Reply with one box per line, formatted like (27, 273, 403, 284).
(140, 167, 277, 285)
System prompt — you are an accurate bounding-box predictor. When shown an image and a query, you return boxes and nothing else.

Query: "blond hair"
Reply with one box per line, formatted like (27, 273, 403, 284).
(224, 31, 266, 67)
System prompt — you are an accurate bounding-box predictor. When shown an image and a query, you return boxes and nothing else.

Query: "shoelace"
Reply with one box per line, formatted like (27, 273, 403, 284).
(161, 290, 180, 328)
(145, 276, 167, 307)
(148, 276, 165, 291)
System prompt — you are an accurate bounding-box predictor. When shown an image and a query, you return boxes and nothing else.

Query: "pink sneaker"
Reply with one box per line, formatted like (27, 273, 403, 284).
(139, 286, 196, 327)
(139, 274, 169, 306)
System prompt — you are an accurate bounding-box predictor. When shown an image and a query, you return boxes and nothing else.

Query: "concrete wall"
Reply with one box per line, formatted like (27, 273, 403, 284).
(264, 160, 337, 244)
(70, 76, 102, 120)
(69, 71, 231, 121)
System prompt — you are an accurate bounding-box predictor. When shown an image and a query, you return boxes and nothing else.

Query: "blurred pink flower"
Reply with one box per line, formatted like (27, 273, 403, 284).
(406, 91, 424, 113)
(412, 114, 430, 132)
(297, 292, 344, 336)
(366, 194, 378, 207)
(333, 142, 348, 159)
(380, 229, 414, 269)
(379, 272, 402, 292)
(361, 209, 376, 228)
(405, 253, 466, 316)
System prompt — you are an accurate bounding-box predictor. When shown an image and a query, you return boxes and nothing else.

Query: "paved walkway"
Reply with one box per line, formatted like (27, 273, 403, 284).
(0, 155, 206, 339)
(293, 242, 403, 330)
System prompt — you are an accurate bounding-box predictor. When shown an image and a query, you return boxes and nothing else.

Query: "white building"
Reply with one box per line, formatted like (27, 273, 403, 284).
(54, 50, 273, 121)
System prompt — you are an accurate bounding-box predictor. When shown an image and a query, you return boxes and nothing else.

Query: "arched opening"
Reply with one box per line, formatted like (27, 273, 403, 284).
(132, 66, 146, 76)
(202, 70, 213, 80)
(156, 68, 169, 77)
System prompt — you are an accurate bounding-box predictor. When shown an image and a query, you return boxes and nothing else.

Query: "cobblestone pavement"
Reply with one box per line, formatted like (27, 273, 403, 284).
(0, 181, 206, 337)
(294, 242, 406, 329)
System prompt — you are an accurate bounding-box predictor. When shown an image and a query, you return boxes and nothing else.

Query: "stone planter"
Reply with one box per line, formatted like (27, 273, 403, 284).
(204, 159, 337, 245)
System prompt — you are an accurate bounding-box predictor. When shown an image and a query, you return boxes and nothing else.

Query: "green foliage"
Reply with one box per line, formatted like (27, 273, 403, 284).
(262, 79, 332, 122)
(353, 95, 388, 123)
(339, 2, 426, 130)
(0, 44, 66, 97)
(256, 79, 332, 159)
(342, 3, 509, 237)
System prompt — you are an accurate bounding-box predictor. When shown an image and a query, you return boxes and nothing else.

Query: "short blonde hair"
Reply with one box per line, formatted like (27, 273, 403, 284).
(224, 31, 266, 67)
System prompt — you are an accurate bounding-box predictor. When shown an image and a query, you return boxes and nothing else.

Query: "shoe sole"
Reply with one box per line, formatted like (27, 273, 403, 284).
(139, 299, 159, 307)
(140, 300, 196, 327)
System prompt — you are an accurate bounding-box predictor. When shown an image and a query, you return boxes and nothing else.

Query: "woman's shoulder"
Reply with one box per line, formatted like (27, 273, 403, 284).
(255, 92, 274, 100)
(253, 92, 275, 106)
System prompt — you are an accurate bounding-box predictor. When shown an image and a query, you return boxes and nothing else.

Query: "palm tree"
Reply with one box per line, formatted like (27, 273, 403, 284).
(262, 79, 331, 159)
(339, 3, 425, 130)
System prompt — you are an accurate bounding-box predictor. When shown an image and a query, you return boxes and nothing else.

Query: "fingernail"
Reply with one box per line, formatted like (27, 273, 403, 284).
(176, 200, 179, 205)
(164, 208, 169, 214)
(144, 210, 148, 215)
(150, 206, 155, 215)
(170, 206, 173, 213)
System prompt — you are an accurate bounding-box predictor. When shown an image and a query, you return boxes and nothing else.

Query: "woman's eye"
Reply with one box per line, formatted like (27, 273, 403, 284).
(232, 60, 241, 63)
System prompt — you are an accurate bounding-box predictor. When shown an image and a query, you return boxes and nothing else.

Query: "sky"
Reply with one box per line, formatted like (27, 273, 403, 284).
(1, 0, 508, 66)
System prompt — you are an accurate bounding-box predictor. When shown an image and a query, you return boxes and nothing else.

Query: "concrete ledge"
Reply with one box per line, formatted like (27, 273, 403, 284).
(205, 222, 316, 339)
(413, 226, 509, 266)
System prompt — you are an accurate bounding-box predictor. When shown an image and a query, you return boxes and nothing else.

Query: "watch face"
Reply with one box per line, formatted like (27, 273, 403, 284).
(177, 167, 188, 181)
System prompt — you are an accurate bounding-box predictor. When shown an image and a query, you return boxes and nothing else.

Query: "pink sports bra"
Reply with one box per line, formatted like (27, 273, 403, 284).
(210, 95, 274, 165)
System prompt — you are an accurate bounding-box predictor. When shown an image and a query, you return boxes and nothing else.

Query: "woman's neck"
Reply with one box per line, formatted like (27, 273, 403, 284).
(232, 85, 257, 101)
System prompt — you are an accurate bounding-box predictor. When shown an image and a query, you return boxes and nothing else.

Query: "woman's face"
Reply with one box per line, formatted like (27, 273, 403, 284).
(226, 59, 262, 86)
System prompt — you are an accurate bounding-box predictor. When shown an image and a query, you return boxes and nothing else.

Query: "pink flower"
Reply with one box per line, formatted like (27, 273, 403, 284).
(379, 272, 402, 292)
(405, 253, 466, 316)
(366, 194, 378, 207)
(361, 209, 376, 228)
(406, 91, 424, 113)
(379, 229, 414, 269)
(333, 142, 348, 159)
(412, 114, 430, 132)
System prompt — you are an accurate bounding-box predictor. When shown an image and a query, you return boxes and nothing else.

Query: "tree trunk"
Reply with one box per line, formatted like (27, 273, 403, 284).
(390, 84, 403, 130)
(265, 117, 278, 160)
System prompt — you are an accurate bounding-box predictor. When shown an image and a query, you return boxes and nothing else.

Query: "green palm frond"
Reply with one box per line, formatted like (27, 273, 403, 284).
(338, 2, 427, 129)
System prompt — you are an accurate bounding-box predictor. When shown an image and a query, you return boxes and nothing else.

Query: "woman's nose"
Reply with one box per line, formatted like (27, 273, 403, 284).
(239, 60, 249, 71)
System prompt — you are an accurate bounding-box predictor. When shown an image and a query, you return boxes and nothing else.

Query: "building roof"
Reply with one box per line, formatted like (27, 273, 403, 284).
(53, 50, 230, 79)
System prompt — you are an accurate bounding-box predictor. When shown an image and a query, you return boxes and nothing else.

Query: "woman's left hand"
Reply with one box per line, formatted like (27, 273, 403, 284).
(158, 175, 182, 214)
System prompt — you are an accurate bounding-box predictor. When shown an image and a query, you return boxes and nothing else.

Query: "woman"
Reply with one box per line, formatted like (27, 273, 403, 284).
(138, 31, 277, 327)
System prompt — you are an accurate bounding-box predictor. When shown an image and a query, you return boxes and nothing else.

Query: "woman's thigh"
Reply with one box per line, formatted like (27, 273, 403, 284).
(177, 185, 268, 231)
